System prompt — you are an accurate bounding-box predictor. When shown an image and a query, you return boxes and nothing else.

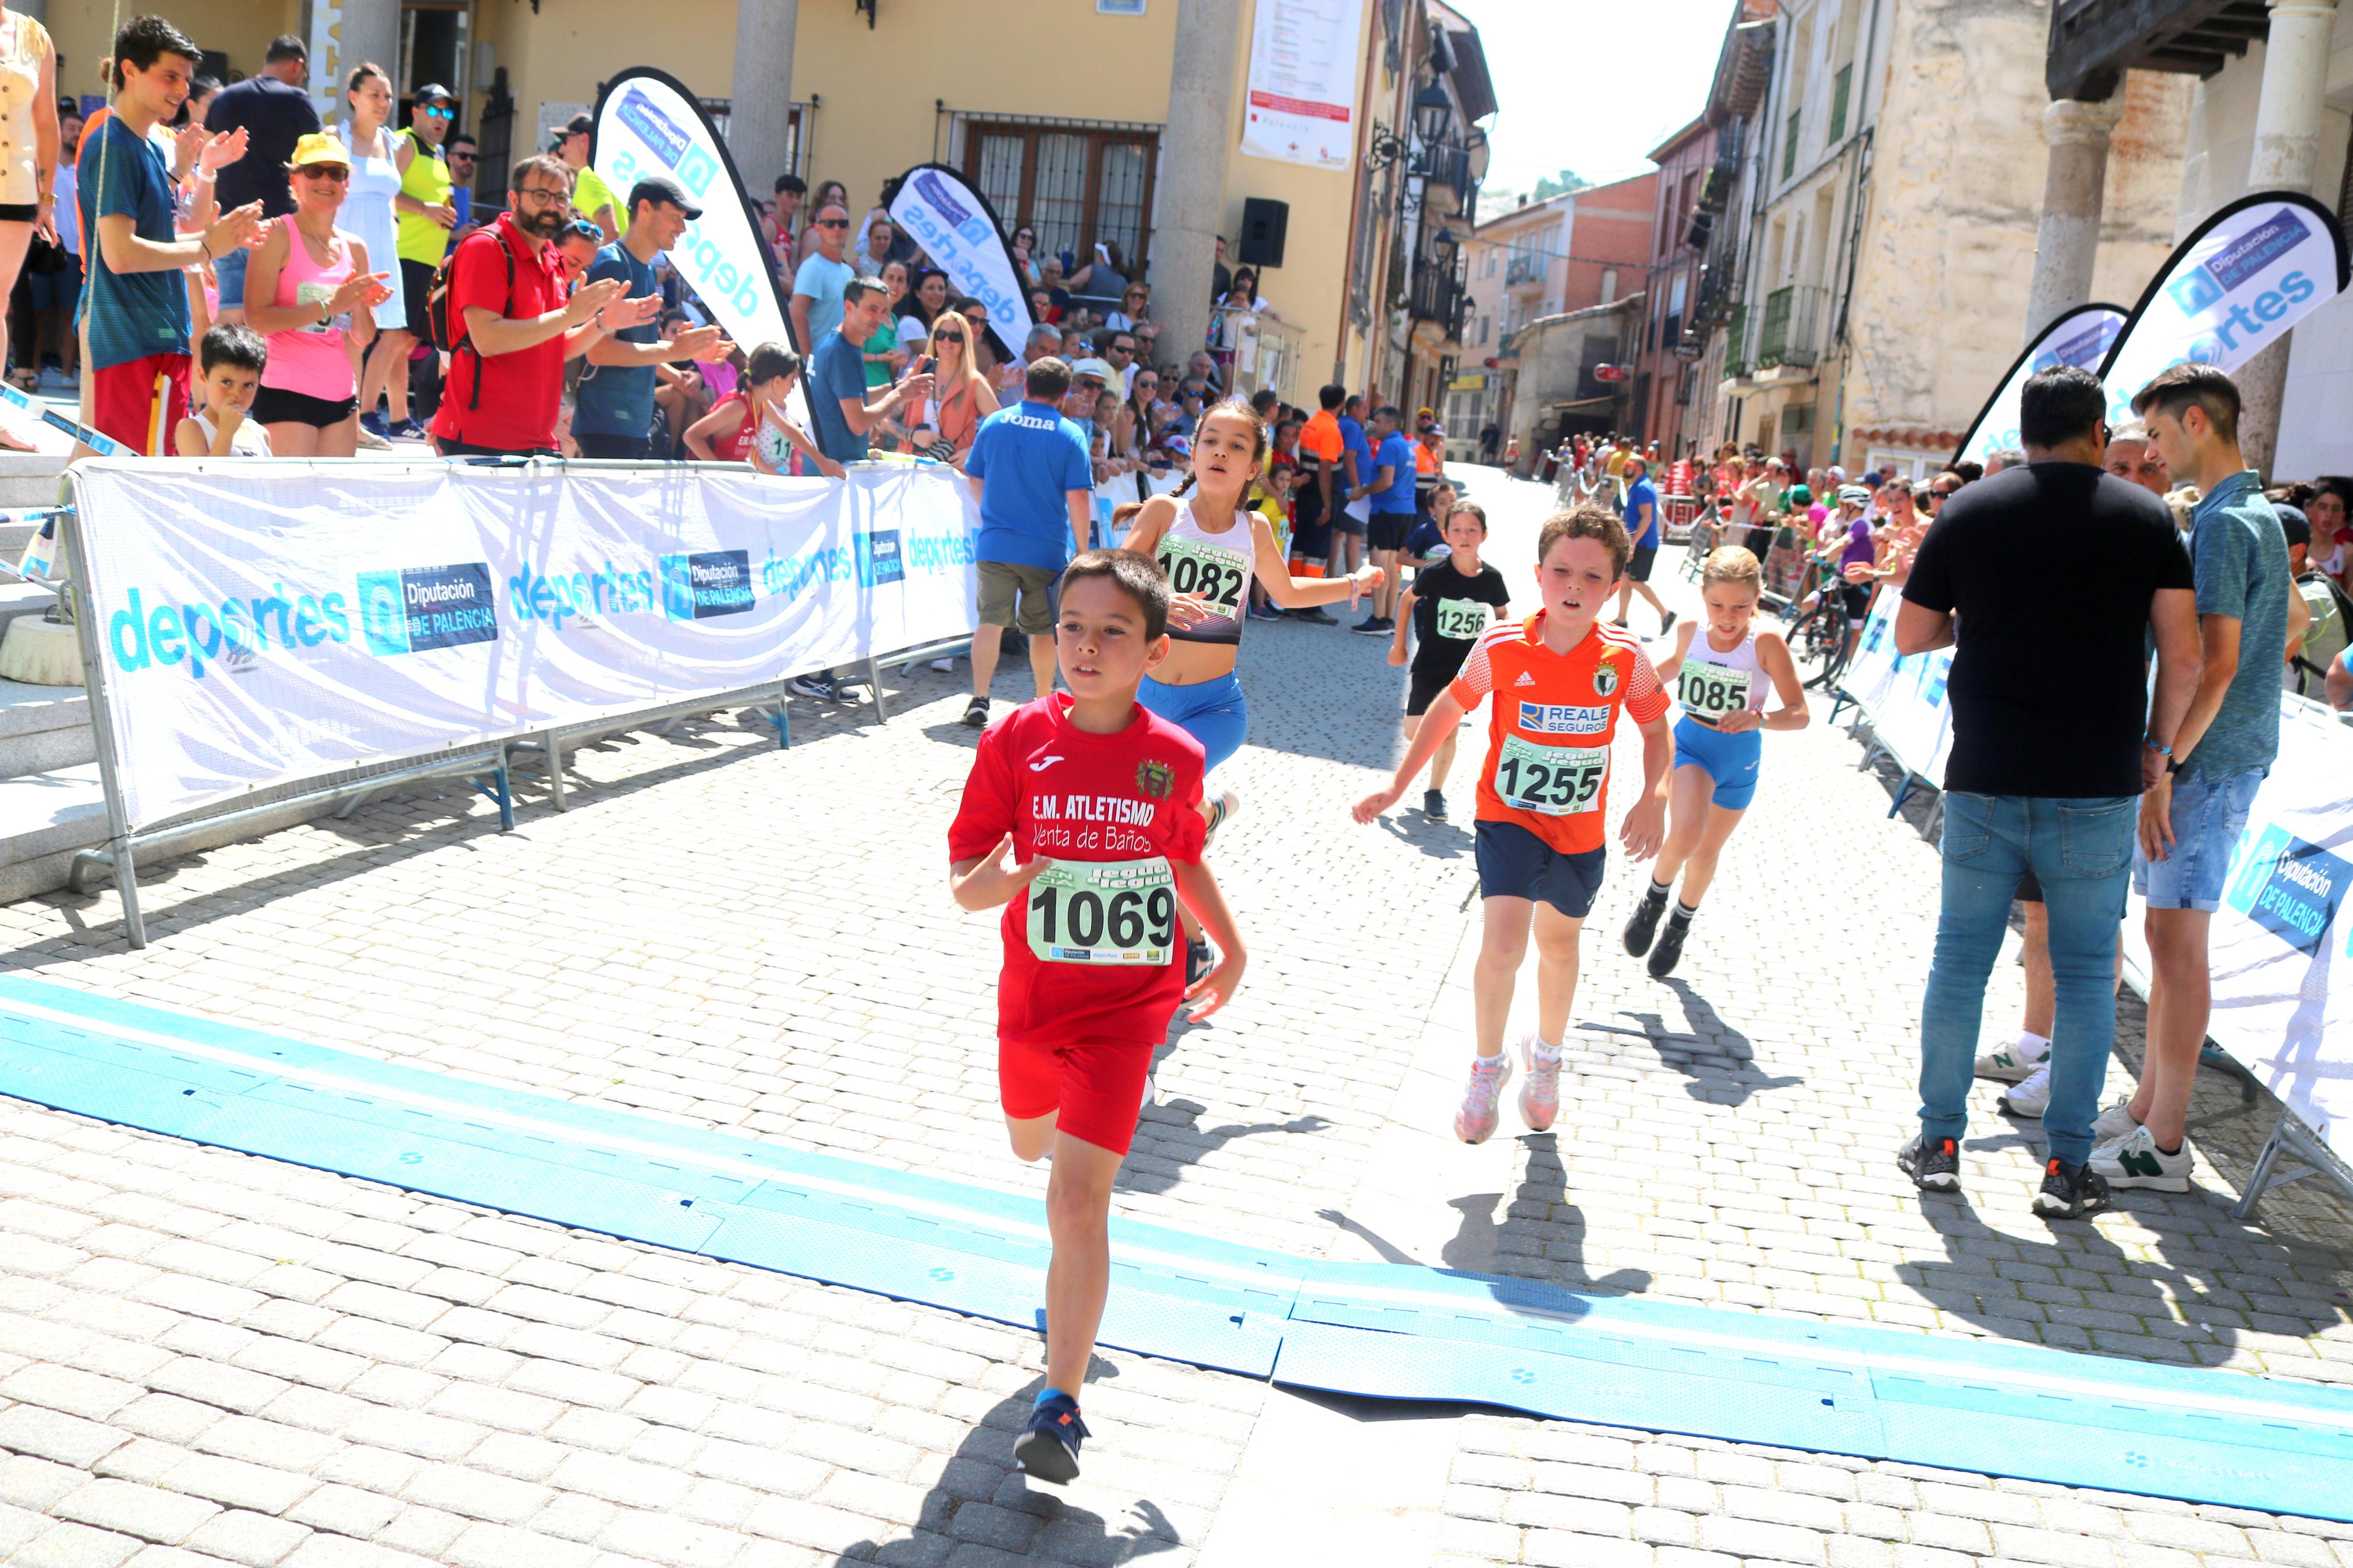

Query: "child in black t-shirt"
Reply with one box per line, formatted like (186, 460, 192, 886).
(1387, 502, 1512, 818)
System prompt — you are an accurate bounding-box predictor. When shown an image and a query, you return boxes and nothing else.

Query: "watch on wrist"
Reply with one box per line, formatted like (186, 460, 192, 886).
(2165, 755, 2183, 776)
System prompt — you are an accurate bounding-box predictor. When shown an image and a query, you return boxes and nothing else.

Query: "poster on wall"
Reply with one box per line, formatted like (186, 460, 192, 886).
(1951, 302, 2127, 467)
(1240, 0, 1367, 169)
(2098, 191, 2352, 425)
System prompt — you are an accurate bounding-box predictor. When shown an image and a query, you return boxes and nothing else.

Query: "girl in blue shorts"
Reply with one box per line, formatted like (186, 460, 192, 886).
(1623, 546, 1810, 977)
(1114, 397, 1382, 977)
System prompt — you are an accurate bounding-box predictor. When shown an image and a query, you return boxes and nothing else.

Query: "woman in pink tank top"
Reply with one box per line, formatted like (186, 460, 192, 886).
(240, 134, 393, 456)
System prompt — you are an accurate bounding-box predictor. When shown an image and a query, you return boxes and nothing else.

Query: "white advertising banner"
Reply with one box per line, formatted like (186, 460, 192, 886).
(890, 165, 1035, 361)
(592, 69, 790, 357)
(71, 461, 980, 832)
(1953, 303, 2126, 467)
(1241, 0, 1366, 169)
(2098, 192, 2352, 426)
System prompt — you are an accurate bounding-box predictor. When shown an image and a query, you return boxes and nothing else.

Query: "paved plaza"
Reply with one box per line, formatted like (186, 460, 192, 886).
(1, 468, 2349, 1566)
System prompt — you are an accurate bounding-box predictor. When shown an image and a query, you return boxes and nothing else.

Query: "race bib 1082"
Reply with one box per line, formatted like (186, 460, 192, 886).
(1495, 733, 1608, 816)
(1027, 857, 1177, 965)
(1158, 537, 1248, 614)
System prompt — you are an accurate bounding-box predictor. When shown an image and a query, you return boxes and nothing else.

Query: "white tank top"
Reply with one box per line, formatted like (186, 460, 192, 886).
(1157, 501, 1258, 646)
(1675, 623, 1768, 724)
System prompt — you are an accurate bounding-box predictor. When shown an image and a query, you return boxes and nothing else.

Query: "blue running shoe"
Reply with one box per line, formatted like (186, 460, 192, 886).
(1013, 1392, 1088, 1484)
(359, 410, 392, 441)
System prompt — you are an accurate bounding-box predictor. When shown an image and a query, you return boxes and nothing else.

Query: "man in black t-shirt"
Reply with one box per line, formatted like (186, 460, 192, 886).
(204, 36, 320, 326)
(1891, 365, 2200, 1220)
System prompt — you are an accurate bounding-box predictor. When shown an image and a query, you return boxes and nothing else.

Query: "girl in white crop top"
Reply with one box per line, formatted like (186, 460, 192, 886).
(1624, 544, 1809, 980)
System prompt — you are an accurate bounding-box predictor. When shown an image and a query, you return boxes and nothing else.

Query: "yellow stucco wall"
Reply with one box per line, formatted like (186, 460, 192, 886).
(49, 1, 304, 106)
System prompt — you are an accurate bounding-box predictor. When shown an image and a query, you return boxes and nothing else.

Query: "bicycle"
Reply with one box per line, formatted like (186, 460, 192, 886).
(1782, 555, 1857, 691)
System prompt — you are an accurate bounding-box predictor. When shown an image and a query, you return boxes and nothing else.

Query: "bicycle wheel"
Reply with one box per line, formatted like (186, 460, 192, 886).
(1786, 602, 1843, 687)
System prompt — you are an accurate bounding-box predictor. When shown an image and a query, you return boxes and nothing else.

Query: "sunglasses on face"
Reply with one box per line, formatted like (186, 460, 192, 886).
(297, 165, 350, 183)
(814, 218, 849, 229)
(934, 332, 966, 345)
(448, 151, 475, 162)
(420, 105, 453, 120)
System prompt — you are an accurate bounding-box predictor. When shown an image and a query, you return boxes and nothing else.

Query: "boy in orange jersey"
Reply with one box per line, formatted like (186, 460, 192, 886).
(1354, 504, 1674, 1142)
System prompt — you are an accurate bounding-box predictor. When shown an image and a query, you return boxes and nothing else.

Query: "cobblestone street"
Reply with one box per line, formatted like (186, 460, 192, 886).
(1, 468, 2347, 1566)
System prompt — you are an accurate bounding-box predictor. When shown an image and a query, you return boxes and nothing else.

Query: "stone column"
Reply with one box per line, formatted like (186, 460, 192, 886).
(2237, 0, 2337, 478)
(729, 0, 799, 194)
(1154, 0, 1245, 363)
(338, 0, 401, 97)
(2024, 98, 2123, 344)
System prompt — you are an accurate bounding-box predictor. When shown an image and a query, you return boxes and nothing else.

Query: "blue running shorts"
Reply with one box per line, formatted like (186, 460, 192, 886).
(1137, 670, 1248, 773)
(1673, 713, 1763, 810)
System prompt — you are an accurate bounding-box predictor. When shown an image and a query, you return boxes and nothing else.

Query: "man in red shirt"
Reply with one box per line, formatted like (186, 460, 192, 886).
(431, 154, 654, 457)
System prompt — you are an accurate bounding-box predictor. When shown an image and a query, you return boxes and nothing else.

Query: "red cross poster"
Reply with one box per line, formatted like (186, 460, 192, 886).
(1240, 0, 1365, 170)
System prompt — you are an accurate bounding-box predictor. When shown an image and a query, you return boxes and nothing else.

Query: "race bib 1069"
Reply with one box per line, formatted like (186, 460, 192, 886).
(1434, 599, 1489, 641)
(1158, 537, 1248, 615)
(1677, 661, 1752, 719)
(1495, 733, 1609, 816)
(1027, 857, 1177, 965)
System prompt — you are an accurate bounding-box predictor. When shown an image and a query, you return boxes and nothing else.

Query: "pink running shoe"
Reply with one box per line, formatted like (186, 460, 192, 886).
(1518, 1037, 1561, 1132)
(1454, 1053, 1513, 1143)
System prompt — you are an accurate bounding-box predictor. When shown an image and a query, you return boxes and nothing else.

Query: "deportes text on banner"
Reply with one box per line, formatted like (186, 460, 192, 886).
(1953, 303, 2127, 467)
(889, 164, 1035, 360)
(70, 461, 980, 833)
(2098, 192, 2353, 426)
(1240, 0, 1367, 169)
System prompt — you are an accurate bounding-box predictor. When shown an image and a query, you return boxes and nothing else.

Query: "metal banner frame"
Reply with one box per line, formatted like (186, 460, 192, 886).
(59, 455, 979, 945)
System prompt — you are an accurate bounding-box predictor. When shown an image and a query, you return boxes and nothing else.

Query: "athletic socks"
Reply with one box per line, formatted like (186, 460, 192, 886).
(1668, 901, 1697, 926)
(1531, 1037, 1562, 1064)
(1035, 1386, 1073, 1410)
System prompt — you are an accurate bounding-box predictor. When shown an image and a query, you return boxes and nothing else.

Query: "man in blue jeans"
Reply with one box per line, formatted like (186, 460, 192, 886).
(1895, 365, 2200, 1218)
(2095, 363, 2295, 1194)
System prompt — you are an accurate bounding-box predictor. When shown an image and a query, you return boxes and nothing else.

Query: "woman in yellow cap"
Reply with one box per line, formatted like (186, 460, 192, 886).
(240, 131, 392, 456)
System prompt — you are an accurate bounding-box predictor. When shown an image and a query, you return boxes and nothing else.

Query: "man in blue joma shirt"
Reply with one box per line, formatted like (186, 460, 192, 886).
(962, 356, 1094, 727)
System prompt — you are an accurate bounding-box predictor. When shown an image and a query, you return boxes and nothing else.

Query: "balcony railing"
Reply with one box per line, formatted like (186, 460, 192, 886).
(1505, 254, 1543, 287)
(1756, 284, 1828, 371)
(1408, 261, 1471, 344)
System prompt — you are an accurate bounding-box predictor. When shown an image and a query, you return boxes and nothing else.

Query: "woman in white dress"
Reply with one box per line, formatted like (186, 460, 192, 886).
(338, 63, 414, 443)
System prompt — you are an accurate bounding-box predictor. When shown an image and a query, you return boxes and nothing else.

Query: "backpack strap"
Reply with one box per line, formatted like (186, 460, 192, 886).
(452, 225, 519, 413)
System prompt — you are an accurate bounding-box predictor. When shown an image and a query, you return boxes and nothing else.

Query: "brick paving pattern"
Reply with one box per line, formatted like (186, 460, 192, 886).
(0, 471, 2345, 1565)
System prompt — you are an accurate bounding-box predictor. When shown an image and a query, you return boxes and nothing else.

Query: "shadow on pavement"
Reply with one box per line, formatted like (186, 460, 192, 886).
(1123, 1097, 1332, 1198)
(828, 1386, 1180, 1564)
(1625, 977, 1807, 1105)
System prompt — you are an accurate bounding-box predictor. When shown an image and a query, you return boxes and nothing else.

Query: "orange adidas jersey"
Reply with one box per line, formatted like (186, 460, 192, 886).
(1449, 614, 1669, 854)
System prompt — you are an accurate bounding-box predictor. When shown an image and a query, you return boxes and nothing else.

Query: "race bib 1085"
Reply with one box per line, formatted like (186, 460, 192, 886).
(1495, 733, 1608, 816)
(1677, 661, 1752, 719)
(1027, 857, 1177, 965)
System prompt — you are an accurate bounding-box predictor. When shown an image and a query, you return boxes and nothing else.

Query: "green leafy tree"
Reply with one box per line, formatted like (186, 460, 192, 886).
(1531, 169, 1592, 201)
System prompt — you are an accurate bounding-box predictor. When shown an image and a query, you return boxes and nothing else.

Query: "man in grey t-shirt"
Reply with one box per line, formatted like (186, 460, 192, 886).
(2101, 363, 2300, 1196)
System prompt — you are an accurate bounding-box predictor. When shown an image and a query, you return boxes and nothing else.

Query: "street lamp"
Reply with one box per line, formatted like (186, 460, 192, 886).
(1412, 81, 1454, 147)
(1364, 119, 1410, 172)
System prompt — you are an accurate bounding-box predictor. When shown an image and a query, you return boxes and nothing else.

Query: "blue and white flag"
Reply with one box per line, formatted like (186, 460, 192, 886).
(592, 68, 790, 356)
(889, 164, 1035, 357)
(2099, 191, 2351, 425)
(1953, 303, 2126, 466)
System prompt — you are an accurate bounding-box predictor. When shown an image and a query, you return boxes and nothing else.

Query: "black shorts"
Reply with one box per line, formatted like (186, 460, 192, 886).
(250, 385, 359, 427)
(1406, 661, 1464, 716)
(1840, 582, 1871, 619)
(1290, 518, 1333, 565)
(574, 432, 655, 460)
(1475, 820, 1607, 919)
(400, 258, 438, 340)
(1370, 511, 1416, 552)
(2017, 869, 2043, 902)
(0, 203, 35, 223)
(1627, 543, 1658, 582)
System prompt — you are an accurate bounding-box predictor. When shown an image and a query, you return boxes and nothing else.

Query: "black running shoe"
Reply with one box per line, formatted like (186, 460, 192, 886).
(961, 695, 990, 728)
(1423, 788, 1446, 819)
(1897, 1133, 1961, 1193)
(1660, 611, 1678, 636)
(1186, 938, 1213, 986)
(2032, 1157, 2110, 1221)
(1647, 917, 1689, 978)
(1298, 607, 1338, 625)
(1623, 883, 1669, 956)
(1013, 1393, 1089, 1484)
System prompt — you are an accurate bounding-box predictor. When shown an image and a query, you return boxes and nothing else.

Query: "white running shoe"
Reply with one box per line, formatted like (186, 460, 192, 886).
(2091, 1098, 2142, 1143)
(1204, 790, 1240, 845)
(1974, 1034, 2049, 1083)
(1998, 1062, 2050, 1119)
(1454, 1053, 1513, 1144)
(2089, 1123, 2192, 1192)
(1517, 1037, 1561, 1132)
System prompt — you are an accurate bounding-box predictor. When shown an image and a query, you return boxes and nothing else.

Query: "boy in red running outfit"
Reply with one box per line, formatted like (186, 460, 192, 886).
(1355, 504, 1673, 1142)
(948, 549, 1247, 1485)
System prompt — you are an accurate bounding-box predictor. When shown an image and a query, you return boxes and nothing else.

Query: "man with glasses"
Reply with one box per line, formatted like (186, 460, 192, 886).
(444, 134, 481, 239)
(202, 34, 318, 326)
(430, 154, 655, 457)
(393, 85, 460, 416)
(1096, 329, 1137, 397)
(790, 201, 856, 356)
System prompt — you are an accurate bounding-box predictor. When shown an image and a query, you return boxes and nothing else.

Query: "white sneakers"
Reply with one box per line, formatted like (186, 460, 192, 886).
(2089, 1123, 2193, 1192)
(1455, 1053, 1511, 1143)
(1997, 1062, 2053, 1118)
(1974, 1033, 2049, 1084)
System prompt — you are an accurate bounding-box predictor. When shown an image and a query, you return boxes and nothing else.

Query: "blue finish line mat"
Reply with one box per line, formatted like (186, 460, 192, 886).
(0, 972, 2348, 1520)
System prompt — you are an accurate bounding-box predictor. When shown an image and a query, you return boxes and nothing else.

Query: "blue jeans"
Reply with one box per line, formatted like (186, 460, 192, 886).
(1919, 792, 2136, 1165)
